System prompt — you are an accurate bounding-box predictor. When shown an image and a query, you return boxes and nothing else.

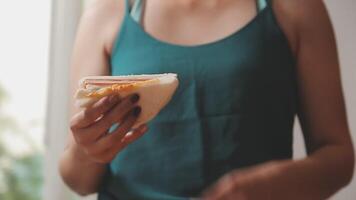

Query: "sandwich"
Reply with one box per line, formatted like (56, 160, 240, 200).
(75, 73, 179, 127)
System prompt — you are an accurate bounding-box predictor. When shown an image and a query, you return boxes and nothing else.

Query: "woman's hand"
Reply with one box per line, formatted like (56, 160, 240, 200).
(69, 93, 148, 164)
(202, 162, 280, 200)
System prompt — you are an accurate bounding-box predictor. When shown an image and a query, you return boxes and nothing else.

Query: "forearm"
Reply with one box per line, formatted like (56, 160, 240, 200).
(261, 144, 354, 200)
(59, 143, 107, 196)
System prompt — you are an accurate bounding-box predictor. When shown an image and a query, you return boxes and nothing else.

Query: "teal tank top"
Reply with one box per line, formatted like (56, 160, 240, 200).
(99, 0, 297, 199)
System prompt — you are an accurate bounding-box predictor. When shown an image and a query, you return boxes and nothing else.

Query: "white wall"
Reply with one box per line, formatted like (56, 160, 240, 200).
(293, 1, 356, 199)
(43, 1, 82, 200)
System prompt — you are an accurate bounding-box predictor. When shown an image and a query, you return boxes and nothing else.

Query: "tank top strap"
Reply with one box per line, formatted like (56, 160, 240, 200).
(257, 0, 268, 12)
(130, 0, 144, 23)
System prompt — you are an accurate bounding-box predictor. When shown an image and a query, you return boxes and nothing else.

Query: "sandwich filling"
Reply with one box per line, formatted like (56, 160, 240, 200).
(83, 78, 160, 98)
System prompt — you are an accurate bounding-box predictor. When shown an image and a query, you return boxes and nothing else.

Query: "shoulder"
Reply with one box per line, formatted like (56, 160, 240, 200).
(272, 0, 330, 27)
(271, 0, 331, 55)
(79, 0, 126, 55)
(82, 0, 125, 23)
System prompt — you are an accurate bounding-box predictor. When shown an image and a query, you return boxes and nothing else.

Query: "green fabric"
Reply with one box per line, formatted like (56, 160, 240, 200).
(99, 0, 297, 199)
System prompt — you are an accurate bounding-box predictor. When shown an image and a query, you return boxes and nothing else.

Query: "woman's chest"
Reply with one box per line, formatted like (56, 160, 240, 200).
(141, 0, 257, 46)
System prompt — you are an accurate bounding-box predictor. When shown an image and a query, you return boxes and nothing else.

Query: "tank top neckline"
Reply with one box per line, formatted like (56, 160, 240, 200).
(121, 0, 271, 49)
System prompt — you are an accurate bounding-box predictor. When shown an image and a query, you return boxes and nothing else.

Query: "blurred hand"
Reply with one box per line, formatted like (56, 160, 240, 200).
(202, 162, 282, 200)
(69, 93, 148, 164)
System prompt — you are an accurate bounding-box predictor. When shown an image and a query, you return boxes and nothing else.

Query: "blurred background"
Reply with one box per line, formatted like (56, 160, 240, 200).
(0, 0, 355, 200)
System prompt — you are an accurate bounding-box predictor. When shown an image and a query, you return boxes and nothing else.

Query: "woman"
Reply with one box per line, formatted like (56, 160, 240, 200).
(59, 0, 354, 199)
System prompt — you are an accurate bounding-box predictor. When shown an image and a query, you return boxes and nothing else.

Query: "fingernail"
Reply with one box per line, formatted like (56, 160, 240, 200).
(132, 106, 142, 117)
(130, 94, 140, 103)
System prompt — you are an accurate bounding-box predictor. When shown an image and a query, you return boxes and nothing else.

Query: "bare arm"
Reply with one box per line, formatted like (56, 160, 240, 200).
(203, 1, 354, 199)
(268, 1, 355, 198)
(59, 2, 111, 195)
(59, 0, 148, 196)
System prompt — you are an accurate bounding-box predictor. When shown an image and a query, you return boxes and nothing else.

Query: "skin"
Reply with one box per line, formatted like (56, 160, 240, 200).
(59, 0, 355, 199)
(59, 0, 148, 195)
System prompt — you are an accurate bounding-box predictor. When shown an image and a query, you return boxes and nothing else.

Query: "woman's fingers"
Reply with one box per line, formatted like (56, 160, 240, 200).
(87, 107, 141, 155)
(100, 123, 148, 163)
(87, 94, 140, 139)
(86, 124, 148, 164)
(70, 95, 120, 130)
(73, 94, 140, 145)
(69, 93, 147, 164)
(202, 172, 249, 200)
(203, 174, 237, 200)
(109, 106, 142, 142)
(121, 124, 148, 145)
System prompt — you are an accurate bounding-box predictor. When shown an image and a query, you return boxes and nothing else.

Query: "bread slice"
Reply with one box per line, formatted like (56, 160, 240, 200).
(75, 73, 179, 127)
